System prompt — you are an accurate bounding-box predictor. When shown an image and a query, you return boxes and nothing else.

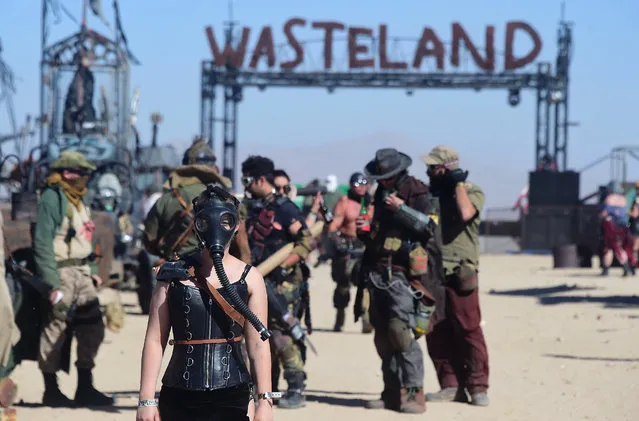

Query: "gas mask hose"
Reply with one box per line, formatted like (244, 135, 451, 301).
(210, 249, 272, 341)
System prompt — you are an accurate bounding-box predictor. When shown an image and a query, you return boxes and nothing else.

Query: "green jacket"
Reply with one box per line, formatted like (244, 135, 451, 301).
(143, 182, 206, 259)
(33, 187, 98, 289)
(439, 181, 485, 273)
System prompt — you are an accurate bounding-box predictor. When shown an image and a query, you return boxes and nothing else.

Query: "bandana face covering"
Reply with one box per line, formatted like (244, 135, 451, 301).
(46, 173, 89, 208)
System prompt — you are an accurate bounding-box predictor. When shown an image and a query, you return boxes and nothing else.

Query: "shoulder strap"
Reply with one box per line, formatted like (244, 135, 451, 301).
(158, 260, 247, 327)
(172, 188, 193, 213)
(239, 264, 252, 282)
(202, 281, 247, 328)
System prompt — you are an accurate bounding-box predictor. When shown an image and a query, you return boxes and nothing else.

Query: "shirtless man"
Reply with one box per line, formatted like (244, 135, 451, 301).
(328, 172, 374, 333)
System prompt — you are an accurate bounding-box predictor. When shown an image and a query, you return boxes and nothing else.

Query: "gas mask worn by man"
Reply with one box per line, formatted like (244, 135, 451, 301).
(357, 148, 444, 414)
(327, 172, 374, 333)
(241, 156, 313, 409)
(32, 151, 114, 407)
(143, 137, 251, 265)
(421, 145, 490, 407)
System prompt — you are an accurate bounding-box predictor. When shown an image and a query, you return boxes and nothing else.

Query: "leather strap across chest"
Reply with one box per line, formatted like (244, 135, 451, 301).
(188, 264, 251, 328)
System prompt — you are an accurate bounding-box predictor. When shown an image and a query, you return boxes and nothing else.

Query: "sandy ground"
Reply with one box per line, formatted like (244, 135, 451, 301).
(8, 254, 639, 421)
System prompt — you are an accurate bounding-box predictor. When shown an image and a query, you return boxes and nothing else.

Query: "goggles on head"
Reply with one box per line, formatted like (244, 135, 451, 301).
(351, 176, 368, 188)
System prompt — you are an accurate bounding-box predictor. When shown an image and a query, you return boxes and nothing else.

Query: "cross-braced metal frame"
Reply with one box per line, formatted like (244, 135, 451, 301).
(39, 0, 136, 153)
(201, 21, 573, 186)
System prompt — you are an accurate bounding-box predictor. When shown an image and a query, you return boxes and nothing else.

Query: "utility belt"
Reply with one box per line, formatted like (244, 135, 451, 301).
(57, 257, 90, 268)
(371, 237, 429, 278)
(443, 260, 479, 292)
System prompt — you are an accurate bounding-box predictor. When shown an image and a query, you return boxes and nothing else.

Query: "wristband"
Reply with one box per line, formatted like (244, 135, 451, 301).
(258, 392, 282, 400)
(138, 399, 158, 408)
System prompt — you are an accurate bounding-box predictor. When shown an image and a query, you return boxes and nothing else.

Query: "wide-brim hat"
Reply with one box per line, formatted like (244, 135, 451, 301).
(364, 148, 412, 180)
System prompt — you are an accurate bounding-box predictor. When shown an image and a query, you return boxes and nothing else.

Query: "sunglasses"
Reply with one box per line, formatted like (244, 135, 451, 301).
(276, 184, 291, 195)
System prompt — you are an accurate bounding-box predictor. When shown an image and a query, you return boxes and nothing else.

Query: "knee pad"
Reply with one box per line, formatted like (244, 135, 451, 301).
(74, 299, 103, 325)
(387, 318, 412, 352)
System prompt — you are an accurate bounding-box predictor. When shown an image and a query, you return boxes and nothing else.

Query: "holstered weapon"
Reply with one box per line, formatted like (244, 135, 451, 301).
(353, 264, 369, 322)
(264, 279, 317, 355)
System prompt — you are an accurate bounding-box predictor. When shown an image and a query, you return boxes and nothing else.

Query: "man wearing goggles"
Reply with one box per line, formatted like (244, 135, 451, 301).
(241, 156, 313, 409)
(326, 172, 374, 333)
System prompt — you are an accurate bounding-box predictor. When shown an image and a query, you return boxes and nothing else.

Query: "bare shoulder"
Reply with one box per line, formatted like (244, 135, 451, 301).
(244, 265, 265, 292)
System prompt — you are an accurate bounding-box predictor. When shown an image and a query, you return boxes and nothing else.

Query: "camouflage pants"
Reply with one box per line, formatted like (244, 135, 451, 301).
(39, 265, 105, 373)
(269, 281, 305, 382)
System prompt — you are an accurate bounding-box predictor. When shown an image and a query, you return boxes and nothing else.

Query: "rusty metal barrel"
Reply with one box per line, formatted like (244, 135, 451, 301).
(552, 244, 580, 268)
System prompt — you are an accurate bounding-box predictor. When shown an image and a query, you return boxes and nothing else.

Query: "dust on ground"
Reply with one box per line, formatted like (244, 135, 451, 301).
(10, 254, 639, 421)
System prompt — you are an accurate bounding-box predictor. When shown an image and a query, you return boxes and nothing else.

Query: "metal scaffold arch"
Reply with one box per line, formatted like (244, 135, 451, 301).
(200, 14, 573, 188)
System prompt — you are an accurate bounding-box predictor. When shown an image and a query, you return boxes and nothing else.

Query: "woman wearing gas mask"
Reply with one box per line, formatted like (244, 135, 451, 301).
(136, 185, 275, 421)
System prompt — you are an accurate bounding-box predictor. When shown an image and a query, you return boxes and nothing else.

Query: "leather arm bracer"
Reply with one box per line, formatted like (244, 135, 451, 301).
(393, 204, 437, 236)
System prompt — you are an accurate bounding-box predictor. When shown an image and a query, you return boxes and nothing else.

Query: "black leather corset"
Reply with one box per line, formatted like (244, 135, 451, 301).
(162, 280, 252, 391)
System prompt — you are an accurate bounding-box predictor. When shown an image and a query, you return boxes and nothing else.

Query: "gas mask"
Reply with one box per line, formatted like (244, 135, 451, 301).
(192, 185, 240, 255)
(192, 184, 272, 341)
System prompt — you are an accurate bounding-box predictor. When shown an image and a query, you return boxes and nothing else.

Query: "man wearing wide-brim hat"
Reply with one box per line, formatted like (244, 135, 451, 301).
(357, 148, 444, 414)
(420, 144, 490, 407)
(33, 150, 115, 407)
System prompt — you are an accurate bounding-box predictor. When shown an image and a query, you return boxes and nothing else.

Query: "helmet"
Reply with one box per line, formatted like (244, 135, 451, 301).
(182, 138, 217, 166)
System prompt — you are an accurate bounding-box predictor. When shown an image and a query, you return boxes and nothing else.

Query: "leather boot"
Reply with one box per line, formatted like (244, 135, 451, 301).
(400, 387, 426, 414)
(42, 373, 75, 408)
(333, 309, 345, 332)
(278, 371, 306, 409)
(74, 368, 114, 407)
(365, 389, 399, 410)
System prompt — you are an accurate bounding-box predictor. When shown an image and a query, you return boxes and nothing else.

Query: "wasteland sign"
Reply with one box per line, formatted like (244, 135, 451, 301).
(205, 18, 543, 72)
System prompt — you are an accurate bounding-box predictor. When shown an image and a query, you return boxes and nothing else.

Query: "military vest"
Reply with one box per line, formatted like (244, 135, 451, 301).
(53, 199, 94, 262)
(246, 196, 292, 265)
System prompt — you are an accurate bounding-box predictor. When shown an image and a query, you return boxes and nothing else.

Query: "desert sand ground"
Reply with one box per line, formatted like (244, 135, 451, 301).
(9, 253, 639, 421)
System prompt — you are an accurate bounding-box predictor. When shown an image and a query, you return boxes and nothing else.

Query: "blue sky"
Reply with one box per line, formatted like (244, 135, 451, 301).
(1, 0, 638, 207)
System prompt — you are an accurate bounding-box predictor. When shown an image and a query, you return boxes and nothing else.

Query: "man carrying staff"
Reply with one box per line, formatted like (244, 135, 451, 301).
(33, 151, 114, 407)
(421, 145, 490, 406)
(328, 172, 374, 333)
(241, 156, 313, 409)
(143, 137, 251, 265)
(358, 148, 442, 414)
